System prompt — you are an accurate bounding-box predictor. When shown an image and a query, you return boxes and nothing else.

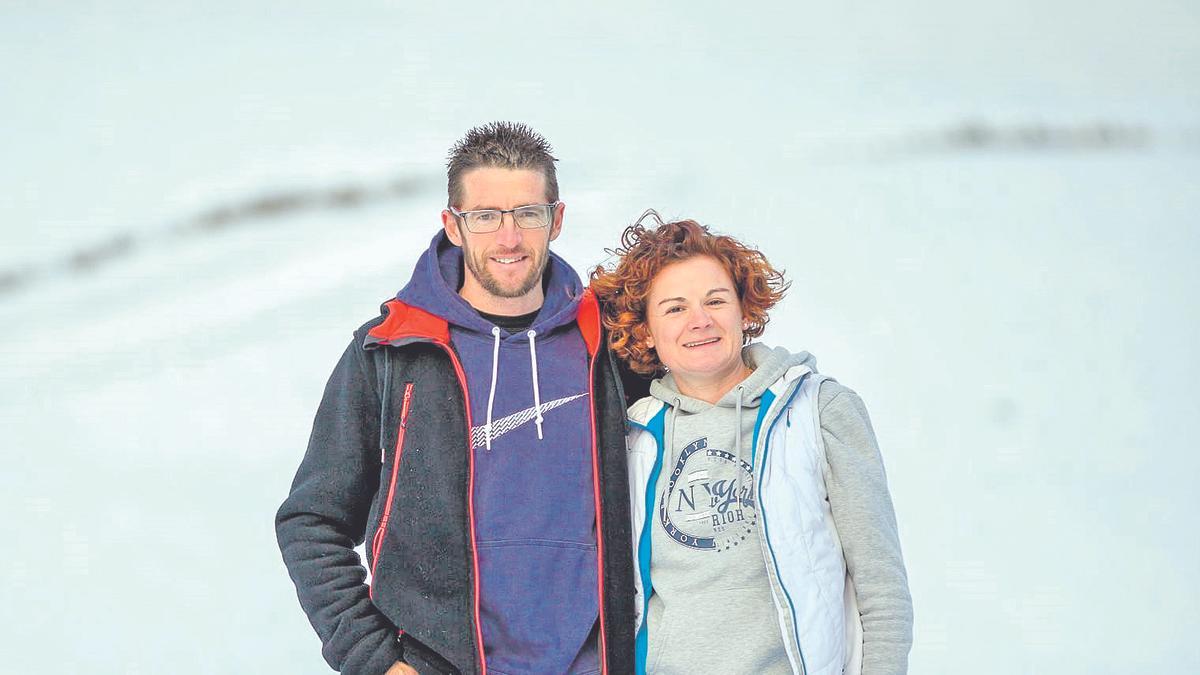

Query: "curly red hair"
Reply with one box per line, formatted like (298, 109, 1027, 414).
(589, 218, 789, 376)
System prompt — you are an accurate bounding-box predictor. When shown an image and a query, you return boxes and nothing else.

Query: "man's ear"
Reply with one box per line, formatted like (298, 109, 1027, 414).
(549, 201, 565, 242)
(442, 210, 463, 246)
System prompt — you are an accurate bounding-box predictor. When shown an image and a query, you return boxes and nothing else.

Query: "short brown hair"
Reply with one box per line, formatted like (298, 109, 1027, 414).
(589, 218, 789, 375)
(446, 122, 559, 208)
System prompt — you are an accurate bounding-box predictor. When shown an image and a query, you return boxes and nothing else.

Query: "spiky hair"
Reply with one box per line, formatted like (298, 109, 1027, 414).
(446, 121, 559, 208)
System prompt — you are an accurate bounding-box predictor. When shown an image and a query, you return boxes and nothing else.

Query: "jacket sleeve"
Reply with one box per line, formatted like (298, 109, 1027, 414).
(275, 338, 404, 675)
(818, 381, 914, 675)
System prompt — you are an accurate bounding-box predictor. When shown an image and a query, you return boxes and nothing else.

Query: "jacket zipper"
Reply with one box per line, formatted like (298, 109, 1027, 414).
(586, 351, 609, 674)
(435, 342, 488, 675)
(370, 382, 415, 592)
(756, 379, 809, 675)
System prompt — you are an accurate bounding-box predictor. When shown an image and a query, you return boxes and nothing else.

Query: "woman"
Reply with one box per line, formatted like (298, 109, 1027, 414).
(590, 212, 913, 675)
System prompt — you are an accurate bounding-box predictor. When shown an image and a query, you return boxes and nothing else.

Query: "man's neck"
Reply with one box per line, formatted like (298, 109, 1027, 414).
(476, 307, 540, 334)
(459, 278, 544, 316)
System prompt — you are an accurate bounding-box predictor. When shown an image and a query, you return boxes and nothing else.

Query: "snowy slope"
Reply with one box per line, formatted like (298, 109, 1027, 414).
(2, 2, 1198, 673)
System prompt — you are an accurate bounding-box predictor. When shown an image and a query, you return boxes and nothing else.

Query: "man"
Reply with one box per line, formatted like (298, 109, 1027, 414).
(276, 122, 635, 675)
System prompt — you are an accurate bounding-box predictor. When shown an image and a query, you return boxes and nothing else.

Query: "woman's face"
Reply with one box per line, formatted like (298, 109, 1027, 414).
(645, 255, 748, 392)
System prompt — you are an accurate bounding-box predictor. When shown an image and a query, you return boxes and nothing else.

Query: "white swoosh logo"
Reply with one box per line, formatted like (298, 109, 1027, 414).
(471, 393, 588, 448)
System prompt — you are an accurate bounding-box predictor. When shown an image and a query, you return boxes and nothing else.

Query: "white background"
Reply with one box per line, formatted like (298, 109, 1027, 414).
(2, 2, 1197, 673)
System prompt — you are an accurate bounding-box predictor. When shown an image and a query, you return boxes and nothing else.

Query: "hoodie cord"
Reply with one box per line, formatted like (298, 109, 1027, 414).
(735, 384, 746, 505)
(484, 326, 548, 450)
(485, 326, 501, 451)
(527, 330, 545, 440)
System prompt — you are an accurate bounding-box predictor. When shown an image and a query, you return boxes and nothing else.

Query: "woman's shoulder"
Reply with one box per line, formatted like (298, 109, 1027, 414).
(626, 394, 664, 426)
(815, 378, 855, 409)
(812, 377, 875, 425)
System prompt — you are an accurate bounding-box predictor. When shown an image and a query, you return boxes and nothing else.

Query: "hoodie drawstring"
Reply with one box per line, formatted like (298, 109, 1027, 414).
(484, 326, 548, 450)
(527, 330, 544, 440)
(735, 384, 746, 505)
(485, 326, 501, 451)
(665, 396, 682, 473)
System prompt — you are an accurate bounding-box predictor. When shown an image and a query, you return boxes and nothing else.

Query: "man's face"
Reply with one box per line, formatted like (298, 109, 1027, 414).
(442, 167, 563, 307)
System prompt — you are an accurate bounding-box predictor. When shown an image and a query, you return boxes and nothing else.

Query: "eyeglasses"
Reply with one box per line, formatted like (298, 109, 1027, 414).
(449, 202, 559, 233)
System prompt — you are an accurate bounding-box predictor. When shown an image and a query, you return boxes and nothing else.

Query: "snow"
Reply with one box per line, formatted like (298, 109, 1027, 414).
(2, 2, 1198, 672)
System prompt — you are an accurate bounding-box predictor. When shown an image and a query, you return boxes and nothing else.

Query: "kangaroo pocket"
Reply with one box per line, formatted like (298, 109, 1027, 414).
(476, 539, 599, 674)
(645, 587, 791, 675)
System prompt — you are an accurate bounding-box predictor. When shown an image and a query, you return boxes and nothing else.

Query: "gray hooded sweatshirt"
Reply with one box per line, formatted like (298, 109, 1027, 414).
(643, 344, 912, 675)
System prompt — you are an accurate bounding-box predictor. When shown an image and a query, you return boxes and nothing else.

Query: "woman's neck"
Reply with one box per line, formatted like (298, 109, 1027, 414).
(672, 363, 754, 405)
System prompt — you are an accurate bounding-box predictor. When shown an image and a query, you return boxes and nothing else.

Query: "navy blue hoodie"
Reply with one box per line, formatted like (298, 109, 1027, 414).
(396, 232, 599, 674)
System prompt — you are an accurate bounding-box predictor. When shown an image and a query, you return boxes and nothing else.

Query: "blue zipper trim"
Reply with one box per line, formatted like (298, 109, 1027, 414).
(633, 405, 667, 675)
(750, 388, 775, 470)
(758, 374, 809, 675)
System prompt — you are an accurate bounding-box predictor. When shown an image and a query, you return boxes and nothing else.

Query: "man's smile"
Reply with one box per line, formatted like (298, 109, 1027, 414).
(490, 255, 529, 265)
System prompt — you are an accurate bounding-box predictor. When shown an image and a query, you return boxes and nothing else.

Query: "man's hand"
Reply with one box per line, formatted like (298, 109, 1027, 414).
(385, 662, 419, 675)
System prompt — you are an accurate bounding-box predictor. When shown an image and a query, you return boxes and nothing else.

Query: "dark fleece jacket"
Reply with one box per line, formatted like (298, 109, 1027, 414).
(275, 234, 635, 675)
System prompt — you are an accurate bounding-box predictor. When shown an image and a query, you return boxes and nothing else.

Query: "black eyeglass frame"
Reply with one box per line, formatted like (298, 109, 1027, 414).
(448, 201, 561, 233)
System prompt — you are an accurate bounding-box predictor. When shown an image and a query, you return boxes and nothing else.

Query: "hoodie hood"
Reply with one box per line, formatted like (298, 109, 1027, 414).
(396, 230, 585, 339)
(649, 343, 817, 411)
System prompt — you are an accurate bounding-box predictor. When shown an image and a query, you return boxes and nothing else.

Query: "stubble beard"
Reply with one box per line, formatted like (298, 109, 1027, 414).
(461, 237, 549, 300)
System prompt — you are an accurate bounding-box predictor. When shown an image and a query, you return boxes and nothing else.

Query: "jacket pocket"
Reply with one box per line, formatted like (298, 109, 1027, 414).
(399, 631, 461, 675)
(370, 382, 415, 584)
